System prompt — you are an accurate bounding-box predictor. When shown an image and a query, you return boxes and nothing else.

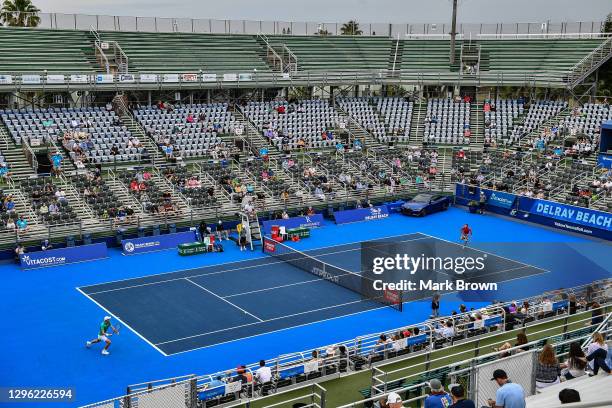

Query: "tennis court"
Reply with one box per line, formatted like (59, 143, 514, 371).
(78, 232, 548, 356)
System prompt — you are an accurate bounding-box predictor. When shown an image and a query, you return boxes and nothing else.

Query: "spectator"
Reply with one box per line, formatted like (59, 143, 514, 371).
(16, 216, 28, 233)
(558, 389, 581, 404)
(590, 302, 604, 326)
(495, 331, 529, 356)
(535, 344, 561, 389)
(560, 342, 587, 380)
(14, 243, 25, 262)
(431, 293, 441, 318)
(51, 151, 63, 176)
(254, 360, 271, 384)
(424, 379, 452, 408)
(487, 369, 526, 408)
(586, 332, 610, 376)
(384, 392, 403, 408)
(449, 384, 475, 408)
(41, 239, 53, 251)
(0, 163, 11, 181)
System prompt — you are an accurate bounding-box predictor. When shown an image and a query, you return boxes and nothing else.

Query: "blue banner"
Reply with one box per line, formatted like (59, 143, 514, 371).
(597, 154, 612, 169)
(406, 334, 428, 346)
(122, 230, 197, 255)
(333, 205, 390, 224)
(529, 200, 612, 232)
(486, 190, 517, 209)
(20, 243, 108, 270)
(279, 365, 305, 379)
(261, 214, 324, 234)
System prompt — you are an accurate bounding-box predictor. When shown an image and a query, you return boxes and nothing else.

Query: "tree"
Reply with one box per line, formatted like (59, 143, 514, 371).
(602, 13, 612, 33)
(340, 20, 362, 36)
(1, 0, 41, 27)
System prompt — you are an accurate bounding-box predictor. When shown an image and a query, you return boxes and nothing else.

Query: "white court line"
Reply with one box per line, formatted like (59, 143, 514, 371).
(223, 278, 323, 298)
(83, 235, 433, 296)
(184, 278, 264, 322)
(418, 232, 549, 272)
(75, 287, 168, 357)
(155, 297, 369, 346)
(78, 232, 427, 290)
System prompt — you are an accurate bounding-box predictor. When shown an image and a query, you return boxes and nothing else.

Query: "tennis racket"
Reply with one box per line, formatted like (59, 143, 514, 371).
(109, 323, 121, 336)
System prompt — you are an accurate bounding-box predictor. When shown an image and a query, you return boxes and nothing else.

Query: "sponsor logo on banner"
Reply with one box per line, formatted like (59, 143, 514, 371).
(487, 190, 516, 209)
(21, 74, 41, 84)
(20, 254, 67, 268)
(201, 73, 217, 82)
(598, 154, 612, 169)
(181, 73, 198, 82)
(46, 75, 65, 84)
(70, 74, 89, 83)
(140, 74, 158, 83)
(303, 361, 319, 374)
(384, 289, 401, 304)
(365, 206, 389, 221)
(19, 243, 108, 270)
(530, 200, 612, 232)
(263, 240, 277, 253)
(262, 214, 324, 233)
(333, 205, 390, 224)
(238, 73, 253, 81)
(162, 74, 179, 83)
(95, 74, 114, 84)
(100, 42, 109, 49)
(223, 73, 238, 82)
(119, 74, 135, 83)
(0, 75, 13, 84)
(121, 231, 196, 255)
(282, 73, 291, 79)
(224, 381, 241, 395)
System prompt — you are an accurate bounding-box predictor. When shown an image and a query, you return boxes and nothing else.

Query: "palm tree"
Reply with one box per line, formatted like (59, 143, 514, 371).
(340, 20, 362, 36)
(1, 0, 41, 27)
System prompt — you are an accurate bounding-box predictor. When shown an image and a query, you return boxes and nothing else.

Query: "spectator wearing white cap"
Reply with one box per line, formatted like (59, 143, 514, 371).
(380, 392, 402, 408)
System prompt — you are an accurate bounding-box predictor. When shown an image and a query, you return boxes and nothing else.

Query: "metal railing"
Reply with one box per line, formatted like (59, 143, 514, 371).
(81, 279, 610, 407)
(566, 35, 612, 88)
(0, 13, 605, 37)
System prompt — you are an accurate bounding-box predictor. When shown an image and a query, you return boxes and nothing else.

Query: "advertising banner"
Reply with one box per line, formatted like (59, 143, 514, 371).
(486, 190, 517, 209)
(333, 205, 390, 224)
(162, 74, 179, 83)
(20, 243, 108, 270)
(21, 74, 41, 84)
(528, 199, 611, 232)
(202, 73, 217, 82)
(181, 73, 198, 82)
(46, 75, 65, 84)
(95, 74, 114, 84)
(140, 74, 158, 83)
(119, 74, 135, 83)
(261, 214, 324, 234)
(223, 73, 238, 82)
(70, 74, 89, 83)
(121, 231, 197, 255)
(0, 75, 12, 84)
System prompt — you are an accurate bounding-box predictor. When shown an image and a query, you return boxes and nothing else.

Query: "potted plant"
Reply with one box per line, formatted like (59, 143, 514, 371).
(468, 200, 479, 213)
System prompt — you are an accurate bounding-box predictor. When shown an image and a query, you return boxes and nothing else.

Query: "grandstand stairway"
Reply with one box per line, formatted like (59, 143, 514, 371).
(117, 111, 166, 166)
(57, 176, 100, 230)
(518, 106, 571, 149)
(104, 173, 149, 215)
(470, 102, 484, 147)
(408, 102, 426, 146)
(388, 38, 405, 72)
(0, 124, 36, 178)
(334, 109, 384, 150)
(230, 107, 278, 159)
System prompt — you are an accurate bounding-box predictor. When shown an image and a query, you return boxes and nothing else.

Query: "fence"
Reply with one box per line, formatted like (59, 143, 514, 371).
(79, 279, 610, 407)
(0, 13, 606, 37)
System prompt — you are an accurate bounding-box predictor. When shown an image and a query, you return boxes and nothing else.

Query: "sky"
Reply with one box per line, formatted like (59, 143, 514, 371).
(32, 0, 611, 24)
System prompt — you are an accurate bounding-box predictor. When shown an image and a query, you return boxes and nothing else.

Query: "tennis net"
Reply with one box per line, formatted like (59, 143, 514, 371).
(262, 237, 403, 311)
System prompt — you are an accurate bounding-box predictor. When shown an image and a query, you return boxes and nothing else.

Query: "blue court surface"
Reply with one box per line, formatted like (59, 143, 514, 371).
(2, 207, 611, 407)
(79, 232, 550, 355)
